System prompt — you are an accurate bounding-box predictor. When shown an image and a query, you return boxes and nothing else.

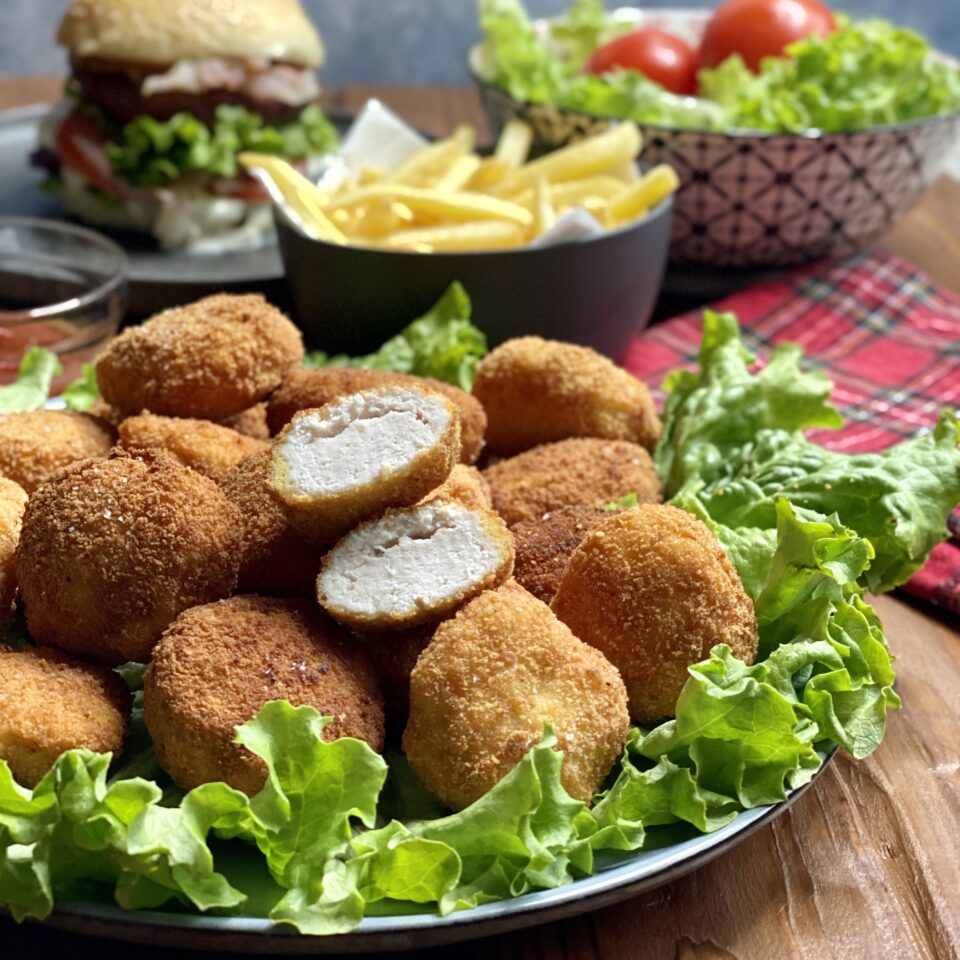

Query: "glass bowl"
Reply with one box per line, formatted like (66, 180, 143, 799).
(0, 216, 127, 391)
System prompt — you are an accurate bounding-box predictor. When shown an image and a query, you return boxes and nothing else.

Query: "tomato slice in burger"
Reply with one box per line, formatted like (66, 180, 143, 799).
(55, 113, 123, 196)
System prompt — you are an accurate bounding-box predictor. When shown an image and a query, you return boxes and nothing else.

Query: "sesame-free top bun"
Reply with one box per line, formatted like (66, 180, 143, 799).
(58, 0, 325, 69)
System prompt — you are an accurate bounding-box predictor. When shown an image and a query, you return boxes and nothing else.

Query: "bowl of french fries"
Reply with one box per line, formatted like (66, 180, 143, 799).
(240, 107, 678, 357)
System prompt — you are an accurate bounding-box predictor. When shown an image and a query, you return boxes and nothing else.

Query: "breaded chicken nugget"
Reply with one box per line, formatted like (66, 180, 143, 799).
(552, 505, 758, 724)
(354, 622, 438, 717)
(511, 505, 611, 604)
(403, 580, 629, 810)
(143, 596, 385, 794)
(318, 500, 514, 631)
(0, 645, 129, 787)
(270, 385, 460, 546)
(417, 464, 492, 510)
(484, 438, 661, 526)
(472, 337, 661, 455)
(0, 409, 116, 493)
(220, 450, 320, 596)
(96, 294, 304, 420)
(267, 368, 487, 464)
(118, 412, 268, 481)
(220, 403, 271, 440)
(0, 478, 28, 626)
(16, 450, 242, 664)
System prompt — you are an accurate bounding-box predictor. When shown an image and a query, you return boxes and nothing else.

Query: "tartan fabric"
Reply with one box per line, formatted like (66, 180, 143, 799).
(621, 251, 960, 614)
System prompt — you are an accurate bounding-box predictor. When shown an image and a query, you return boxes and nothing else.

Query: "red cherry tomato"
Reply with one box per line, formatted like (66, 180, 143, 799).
(55, 113, 122, 196)
(584, 27, 699, 96)
(699, 0, 837, 72)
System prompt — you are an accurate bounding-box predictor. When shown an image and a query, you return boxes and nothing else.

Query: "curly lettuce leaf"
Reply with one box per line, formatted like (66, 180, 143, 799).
(60, 363, 100, 411)
(303, 282, 487, 390)
(0, 348, 62, 414)
(105, 104, 339, 188)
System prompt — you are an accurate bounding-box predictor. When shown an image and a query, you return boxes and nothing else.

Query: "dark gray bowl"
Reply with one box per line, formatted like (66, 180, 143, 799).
(274, 196, 672, 358)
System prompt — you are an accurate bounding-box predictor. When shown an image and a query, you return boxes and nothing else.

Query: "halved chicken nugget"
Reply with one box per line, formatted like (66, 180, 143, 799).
(317, 499, 514, 631)
(119, 412, 268, 481)
(403, 580, 629, 810)
(472, 336, 661, 455)
(0, 478, 28, 627)
(0, 644, 130, 788)
(417, 464, 491, 510)
(484, 438, 661, 526)
(269, 385, 460, 546)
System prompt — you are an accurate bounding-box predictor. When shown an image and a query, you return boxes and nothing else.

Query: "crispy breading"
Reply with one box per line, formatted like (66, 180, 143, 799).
(417, 464, 492, 510)
(0, 478, 28, 627)
(96, 294, 304, 420)
(403, 580, 629, 810)
(270, 386, 460, 546)
(483, 438, 661, 526)
(0, 645, 130, 788)
(143, 596, 385, 795)
(511, 505, 611, 604)
(219, 450, 320, 596)
(354, 621, 439, 717)
(220, 402, 271, 440)
(118, 412, 268, 481)
(0, 409, 115, 494)
(472, 336, 661, 455)
(317, 500, 515, 632)
(267, 367, 487, 464)
(15, 450, 242, 664)
(551, 505, 759, 724)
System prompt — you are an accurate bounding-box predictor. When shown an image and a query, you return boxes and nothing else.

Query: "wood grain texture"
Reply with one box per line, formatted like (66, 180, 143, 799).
(0, 80, 958, 960)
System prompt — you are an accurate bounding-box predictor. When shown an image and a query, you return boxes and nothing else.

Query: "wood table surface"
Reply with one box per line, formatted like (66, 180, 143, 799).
(1, 79, 958, 960)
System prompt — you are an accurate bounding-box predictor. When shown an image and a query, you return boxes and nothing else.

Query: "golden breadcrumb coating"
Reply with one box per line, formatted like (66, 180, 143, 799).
(219, 450, 320, 596)
(551, 505, 759, 724)
(270, 386, 460, 546)
(483, 438, 661, 526)
(418, 464, 492, 511)
(511, 505, 611, 604)
(0, 478, 28, 626)
(15, 450, 242, 665)
(267, 367, 487, 464)
(354, 621, 440, 717)
(317, 500, 515, 632)
(220, 403, 271, 440)
(96, 293, 304, 420)
(0, 645, 130, 788)
(118, 412, 268, 481)
(0, 409, 115, 494)
(403, 580, 629, 810)
(472, 336, 661, 455)
(144, 596, 385, 795)
(87, 397, 124, 429)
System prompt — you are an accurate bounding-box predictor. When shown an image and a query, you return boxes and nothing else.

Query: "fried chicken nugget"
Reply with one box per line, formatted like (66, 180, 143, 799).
(15, 450, 242, 664)
(483, 438, 661, 526)
(472, 337, 661, 456)
(96, 294, 304, 420)
(417, 464, 492, 510)
(220, 450, 320, 596)
(0, 409, 116, 494)
(0, 645, 129, 787)
(354, 622, 438, 717)
(318, 500, 514, 632)
(0, 478, 28, 626)
(403, 580, 629, 810)
(118, 412, 268, 481)
(143, 596, 385, 795)
(267, 368, 487, 464)
(511, 505, 611, 604)
(270, 385, 460, 546)
(220, 403, 271, 440)
(551, 505, 759, 724)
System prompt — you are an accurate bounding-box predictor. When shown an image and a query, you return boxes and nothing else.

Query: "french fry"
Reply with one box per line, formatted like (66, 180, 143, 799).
(435, 155, 483, 192)
(382, 126, 475, 187)
(324, 185, 532, 228)
(494, 119, 534, 168)
(465, 157, 510, 192)
(237, 152, 346, 245)
(495, 122, 642, 195)
(358, 166, 386, 185)
(532, 178, 555, 236)
(608, 165, 681, 225)
(512, 176, 627, 211)
(380, 221, 526, 252)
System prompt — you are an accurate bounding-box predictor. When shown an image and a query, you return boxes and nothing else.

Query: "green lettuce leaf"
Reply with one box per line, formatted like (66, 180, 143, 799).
(0, 348, 61, 414)
(60, 363, 100, 412)
(105, 104, 339, 188)
(303, 282, 487, 390)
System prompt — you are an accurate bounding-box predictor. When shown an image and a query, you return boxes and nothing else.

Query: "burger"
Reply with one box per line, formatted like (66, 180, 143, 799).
(33, 0, 338, 250)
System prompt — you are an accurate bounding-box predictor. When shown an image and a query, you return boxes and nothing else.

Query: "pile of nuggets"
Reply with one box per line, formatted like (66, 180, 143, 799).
(0, 293, 758, 811)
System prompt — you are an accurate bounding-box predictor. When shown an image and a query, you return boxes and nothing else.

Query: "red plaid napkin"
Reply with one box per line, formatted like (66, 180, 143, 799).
(621, 251, 960, 614)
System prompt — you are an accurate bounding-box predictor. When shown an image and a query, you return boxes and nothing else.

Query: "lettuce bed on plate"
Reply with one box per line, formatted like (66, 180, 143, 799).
(2, 309, 960, 933)
(478, 0, 960, 133)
